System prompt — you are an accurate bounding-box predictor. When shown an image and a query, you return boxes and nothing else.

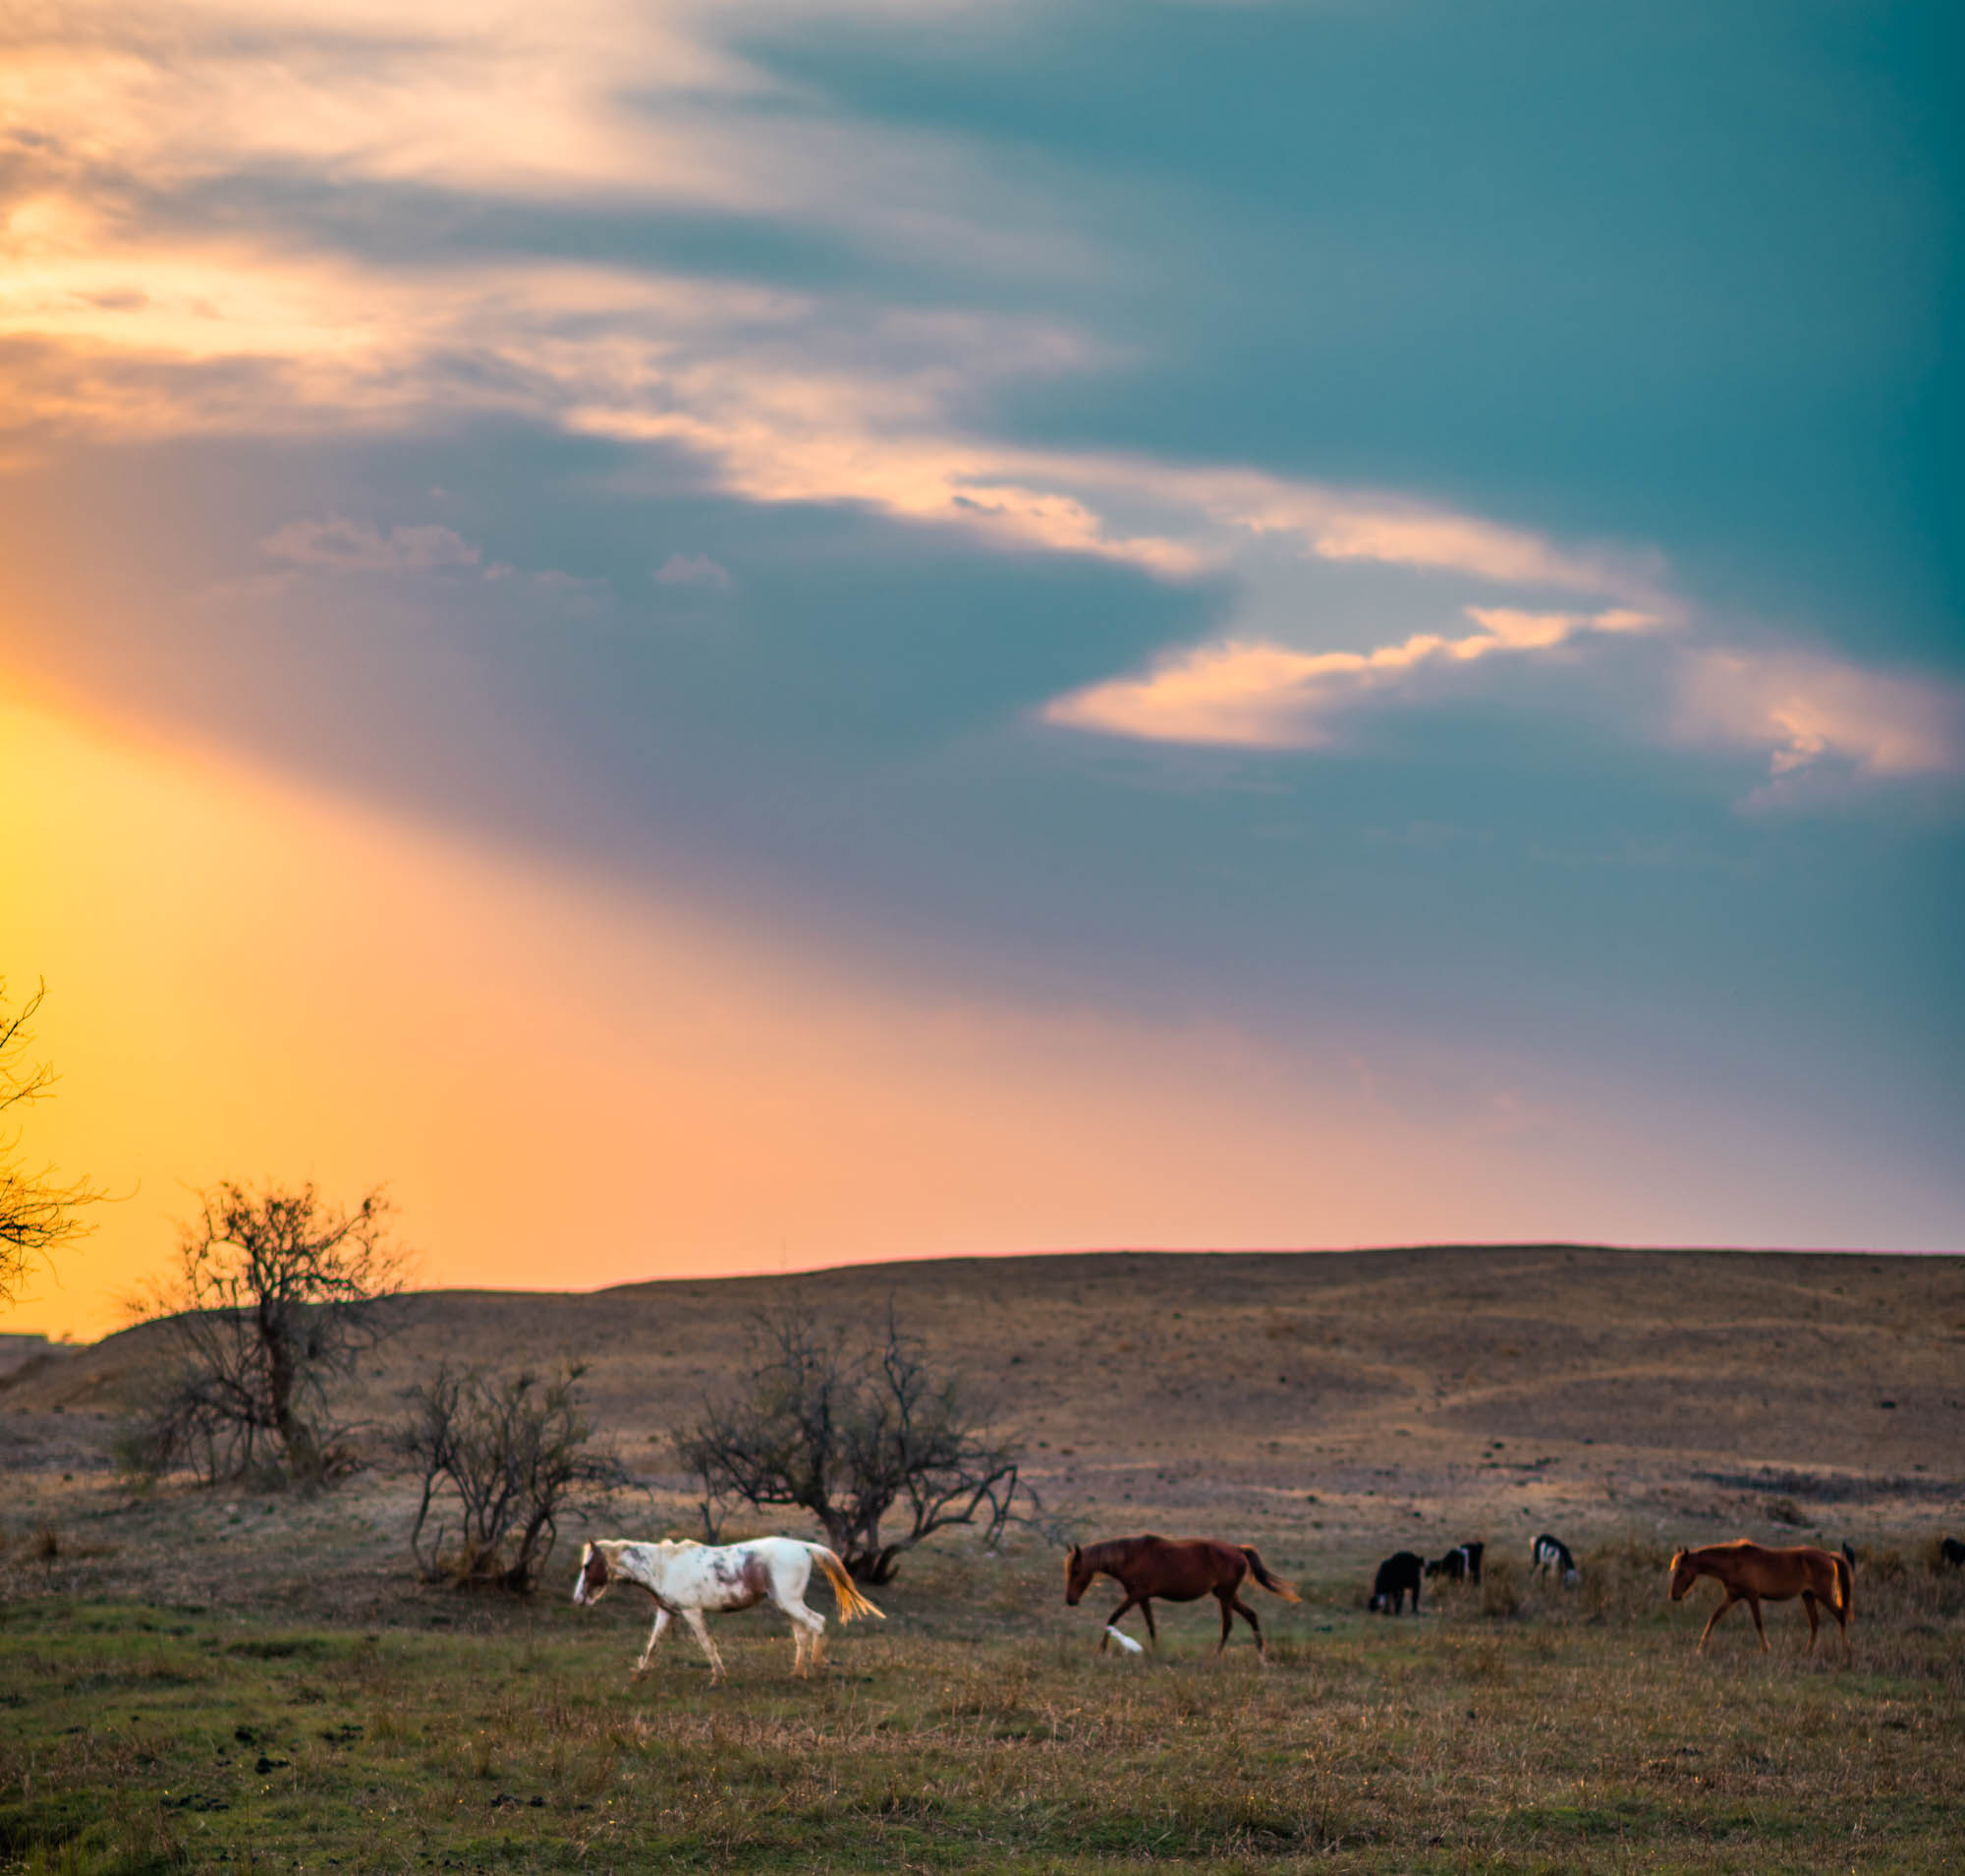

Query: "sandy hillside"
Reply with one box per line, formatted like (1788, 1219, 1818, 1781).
(5, 1246, 1962, 1606)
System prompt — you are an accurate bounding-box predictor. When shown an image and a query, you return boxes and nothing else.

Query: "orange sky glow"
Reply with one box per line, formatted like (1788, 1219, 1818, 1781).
(5, 687, 1639, 1342)
(5, 3, 1957, 1342)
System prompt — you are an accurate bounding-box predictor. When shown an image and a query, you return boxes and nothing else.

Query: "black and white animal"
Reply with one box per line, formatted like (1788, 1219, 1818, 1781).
(1425, 1541, 1485, 1584)
(1531, 1532, 1579, 1586)
(1369, 1550, 1425, 1614)
(1939, 1536, 1965, 1569)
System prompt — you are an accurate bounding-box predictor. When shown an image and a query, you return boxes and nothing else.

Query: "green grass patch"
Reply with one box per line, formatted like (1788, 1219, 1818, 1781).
(1, 1554, 1961, 1873)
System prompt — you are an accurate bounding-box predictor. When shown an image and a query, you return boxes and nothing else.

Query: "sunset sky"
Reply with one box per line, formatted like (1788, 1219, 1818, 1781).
(4, 1, 1961, 1339)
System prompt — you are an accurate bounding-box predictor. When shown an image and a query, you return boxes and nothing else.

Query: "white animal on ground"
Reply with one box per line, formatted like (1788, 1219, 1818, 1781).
(572, 1536, 882, 1681)
(1104, 1623, 1145, 1655)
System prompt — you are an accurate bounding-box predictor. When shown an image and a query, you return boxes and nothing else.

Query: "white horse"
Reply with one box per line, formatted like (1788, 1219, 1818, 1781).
(572, 1537, 883, 1681)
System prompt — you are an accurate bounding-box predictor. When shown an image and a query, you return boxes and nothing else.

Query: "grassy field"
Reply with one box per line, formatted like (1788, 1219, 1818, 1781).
(2, 1535, 1962, 1874)
(4, 1247, 1963, 1871)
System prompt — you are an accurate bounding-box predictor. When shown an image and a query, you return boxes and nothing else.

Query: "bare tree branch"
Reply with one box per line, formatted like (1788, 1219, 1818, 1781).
(124, 1180, 407, 1490)
(675, 1301, 1039, 1583)
(0, 979, 103, 1303)
(394, 1362, 627, 1592)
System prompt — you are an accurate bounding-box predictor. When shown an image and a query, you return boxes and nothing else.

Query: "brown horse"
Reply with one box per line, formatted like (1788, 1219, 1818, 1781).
(1667, 1540, 1853, 1655)
(1065, 1533, 1299, 1656)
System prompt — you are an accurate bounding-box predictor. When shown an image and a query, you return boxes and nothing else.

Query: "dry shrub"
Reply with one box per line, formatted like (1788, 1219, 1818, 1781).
(1918, 1535, 1960, 1572)
(1579, 1535, 1670, 1622)
(1850, 1551, 1965, 1626)
(676, 1303, 1036, 1583)
(1481, 1557, 1522, 1619)
(126, 1180, 404, 1491)
(397, 1360, 625, 1593)
(28, 1524, 59, 1562)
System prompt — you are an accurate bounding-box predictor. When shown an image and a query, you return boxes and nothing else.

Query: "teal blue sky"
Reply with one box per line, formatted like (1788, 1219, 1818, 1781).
(3, 0, 1961, 1262)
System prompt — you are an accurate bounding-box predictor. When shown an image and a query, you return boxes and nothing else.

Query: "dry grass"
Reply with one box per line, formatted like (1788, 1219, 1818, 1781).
(2, 1536, 1963, 1873)
(3, 1246, 1963, 1871)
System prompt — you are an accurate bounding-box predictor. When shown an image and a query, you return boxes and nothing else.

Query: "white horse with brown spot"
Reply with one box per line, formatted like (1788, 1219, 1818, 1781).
(572, 1537, 882, 1681)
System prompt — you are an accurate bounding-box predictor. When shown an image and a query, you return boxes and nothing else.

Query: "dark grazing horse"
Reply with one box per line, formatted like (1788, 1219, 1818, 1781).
(1667, 1540, 1853, 1655)
(1425, 1541, 1484, 1584)
(1939, 1536, 1965, 1569)
(1370, 1551, 1425, 1613)
(1065, 1534, 1299, 1656)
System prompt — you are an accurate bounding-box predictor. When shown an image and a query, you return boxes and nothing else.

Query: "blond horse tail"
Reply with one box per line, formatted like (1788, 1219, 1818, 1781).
(1240, 1545, 1301, 1604)
(812, 1546, 885, 1622)
(1833, 1552, 1853, 1620)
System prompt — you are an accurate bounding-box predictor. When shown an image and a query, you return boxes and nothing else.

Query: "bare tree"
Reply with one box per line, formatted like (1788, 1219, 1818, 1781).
(1, 980, 102, 1303)
(127, 1181, 406, 1489)
(396, 1361, 628, 1592)
(675, 1304, 1036, 1583)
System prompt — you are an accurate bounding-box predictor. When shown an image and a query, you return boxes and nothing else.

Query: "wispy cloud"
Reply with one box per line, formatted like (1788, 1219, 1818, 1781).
(1044, 597, 1964, 797)
(1675, 649, 1965, 799)
(1044, 605, 1670, 748)
(654, 552, 732, 590)
(261, 514, 479, 573)
(1145, 465, 1671, 601)
(5, 0, 1958, 815)
(0, 0, 1658, 603)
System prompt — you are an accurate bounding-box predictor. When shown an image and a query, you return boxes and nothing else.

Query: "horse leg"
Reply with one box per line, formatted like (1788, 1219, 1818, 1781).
(1802, 1592, 1821, 1655)
(1230, 1594, 1265, 1660)
(1215, 1591, 1234, 1654)
(1698, 1592, 1737, 1651)
(1140, 1600, 1159, 1647)
(683, 1608, 727, 1684)
(635, 1606, 672, 1675)
(782, 1595, 826, 1677)
(1746, 1595, 1768, 1653)
(1102, 1594, 1140, 1649)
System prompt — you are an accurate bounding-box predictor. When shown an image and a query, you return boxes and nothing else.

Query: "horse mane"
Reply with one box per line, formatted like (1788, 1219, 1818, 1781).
(1089, 1533, 1163, 1569)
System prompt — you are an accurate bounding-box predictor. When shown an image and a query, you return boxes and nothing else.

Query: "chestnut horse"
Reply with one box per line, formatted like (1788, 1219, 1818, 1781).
(1065, 1533, 1299, 1656)
(1667, 1540, 1853, 1655)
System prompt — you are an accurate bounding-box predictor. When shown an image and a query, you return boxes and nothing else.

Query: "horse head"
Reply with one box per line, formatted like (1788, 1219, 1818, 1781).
(1666, 1548, 1696, 1601)
(573, 1540, 612, 1607)
(1064, 1544, 1091, 1605)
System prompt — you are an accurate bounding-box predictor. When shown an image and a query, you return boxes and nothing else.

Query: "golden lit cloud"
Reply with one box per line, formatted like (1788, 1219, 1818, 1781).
(1675, 649, 1964, 793)
(2, 1, 759, 203)
(1, 0, 1674, 602)
(1044, 605, 1671, 748)
(5, 0, 1955, 821)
